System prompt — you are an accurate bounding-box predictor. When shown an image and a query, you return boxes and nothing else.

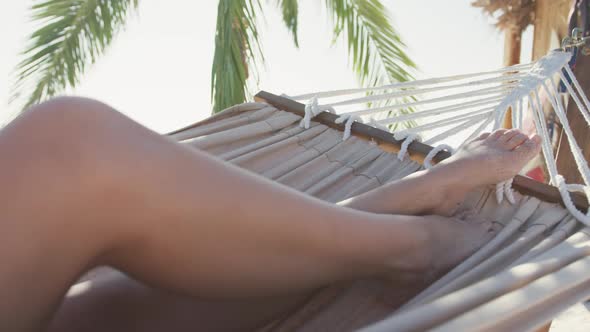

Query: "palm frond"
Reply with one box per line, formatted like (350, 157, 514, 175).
(211, 0, 264, 113)
(12, 0, 138, 111)
(325, 0, 417, 129)
(276, 0, 299, 47)
(325, 0, 415, 86)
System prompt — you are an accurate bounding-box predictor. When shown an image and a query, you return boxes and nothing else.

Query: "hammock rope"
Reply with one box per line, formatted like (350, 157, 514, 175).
(288, 62, 534, 101)
(423, 144, 453, 169)
(287, 51, 590, 225)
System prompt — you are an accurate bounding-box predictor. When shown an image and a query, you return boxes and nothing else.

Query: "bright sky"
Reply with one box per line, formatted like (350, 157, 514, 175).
(0, 0, 532, 133)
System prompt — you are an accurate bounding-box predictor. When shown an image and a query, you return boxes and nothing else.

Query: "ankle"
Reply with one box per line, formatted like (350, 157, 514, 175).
(377, 216, 434, 273)
(421, 167, 457, 203)
(420, 166, 473, 216)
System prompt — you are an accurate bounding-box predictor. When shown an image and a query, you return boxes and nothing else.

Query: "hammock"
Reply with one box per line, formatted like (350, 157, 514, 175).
(167, 50, 590, 331)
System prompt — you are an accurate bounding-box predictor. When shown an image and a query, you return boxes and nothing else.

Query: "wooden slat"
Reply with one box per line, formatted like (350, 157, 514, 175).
(255, 90, 589, 212)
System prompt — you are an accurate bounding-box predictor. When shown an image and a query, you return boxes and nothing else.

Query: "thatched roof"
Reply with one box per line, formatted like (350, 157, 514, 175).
(472, 0, 535, 32)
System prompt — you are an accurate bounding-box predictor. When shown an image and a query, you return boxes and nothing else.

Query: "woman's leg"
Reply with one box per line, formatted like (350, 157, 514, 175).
(48, 268, 311, 332)
(49, 102, 542, 332)
(0, 97, 538, 331)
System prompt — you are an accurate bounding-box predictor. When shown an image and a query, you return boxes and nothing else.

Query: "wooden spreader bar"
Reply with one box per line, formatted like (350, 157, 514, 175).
(255, 90, 589, 211)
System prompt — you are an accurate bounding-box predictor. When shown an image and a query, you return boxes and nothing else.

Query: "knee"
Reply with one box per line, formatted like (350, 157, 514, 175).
(3, 96, 126, 186)
(21, 96, 122, 153)
(23, 96, 122, 137)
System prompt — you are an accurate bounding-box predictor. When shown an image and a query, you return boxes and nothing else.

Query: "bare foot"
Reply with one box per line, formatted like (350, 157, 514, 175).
(429, 129, 542, 215)
(441, 128, 542, 184)
(382, 130, 537, 278)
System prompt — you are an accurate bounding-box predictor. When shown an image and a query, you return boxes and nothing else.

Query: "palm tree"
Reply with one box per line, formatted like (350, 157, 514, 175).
(472, 0, 535, 67)
(11, 0, 415, 114)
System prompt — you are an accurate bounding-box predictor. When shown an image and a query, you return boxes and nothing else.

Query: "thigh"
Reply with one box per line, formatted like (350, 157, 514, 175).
(47, 267, 312, 332)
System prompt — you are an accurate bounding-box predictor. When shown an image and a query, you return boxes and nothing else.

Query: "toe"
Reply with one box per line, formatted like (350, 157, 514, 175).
(498, 129, 522, 143)
(506, 133, 528, 150)
(488, 129, 508, 140)
(516, 134, 542, 156)
(476, 132, 491, 140)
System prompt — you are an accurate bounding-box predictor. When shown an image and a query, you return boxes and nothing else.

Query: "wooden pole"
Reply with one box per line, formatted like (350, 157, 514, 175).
(555, 41, 590, 185)
(552, 0, 590, 185)
(532, 0, 572, 61)
(502, 27, 523, 129)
